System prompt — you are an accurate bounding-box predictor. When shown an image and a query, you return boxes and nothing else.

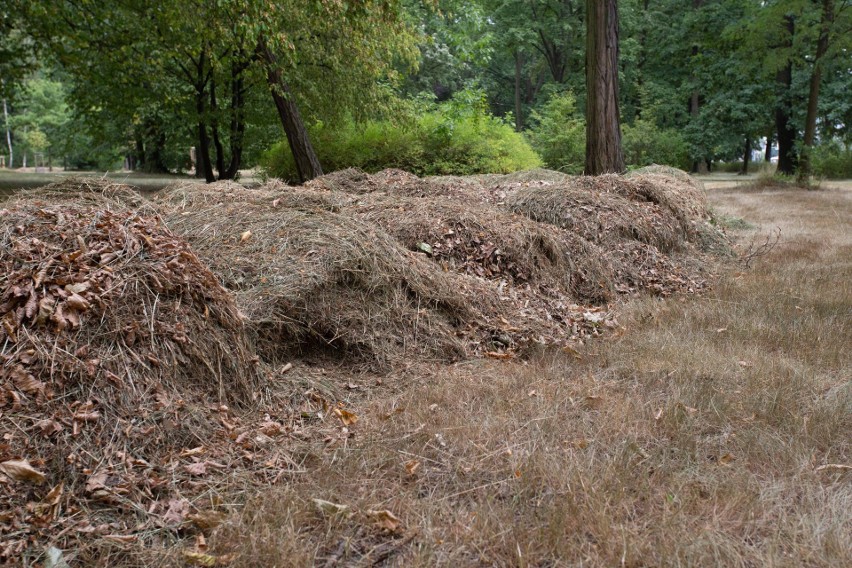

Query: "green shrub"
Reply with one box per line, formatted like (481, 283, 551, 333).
(527, 92, 690, 174)
(622, 119, 690, 172)
(527, 91, 586, 174)
(260, 91, 541, 180)
(813, 143, 852, 179)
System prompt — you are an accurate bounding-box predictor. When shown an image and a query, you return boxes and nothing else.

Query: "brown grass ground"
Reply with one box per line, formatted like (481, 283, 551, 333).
(182, 184, 852, 567)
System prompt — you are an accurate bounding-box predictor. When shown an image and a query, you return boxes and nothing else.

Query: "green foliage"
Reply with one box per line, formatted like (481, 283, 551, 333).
(527, 91, 689, 173)
(527, 91, 585, 174)
(261, 91, 541, 180)
(812, 143, 852, 179)
(622, 119, 690, 172)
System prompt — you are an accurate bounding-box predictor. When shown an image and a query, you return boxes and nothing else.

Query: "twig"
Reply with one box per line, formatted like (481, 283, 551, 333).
(741, 228, 781, 268)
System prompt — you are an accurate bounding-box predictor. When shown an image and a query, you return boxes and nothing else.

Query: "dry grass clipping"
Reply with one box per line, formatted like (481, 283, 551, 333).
(0, 200, 261, 562)
(351, 193, 613, 302)
(154, 184, 470, 367)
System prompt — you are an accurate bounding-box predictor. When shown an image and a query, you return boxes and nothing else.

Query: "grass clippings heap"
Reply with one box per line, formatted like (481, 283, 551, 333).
(154, 184, 470, 367)
(0, 199, 261, 563)
(350, 193, 612, 302)
(0, 166, 736, 565)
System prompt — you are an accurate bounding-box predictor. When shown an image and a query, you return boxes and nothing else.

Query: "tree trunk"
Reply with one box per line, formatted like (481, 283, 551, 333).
(740, 136, 751, 175)
(688, 1, 708, 174)
(764, 129, 773, 162)
(689, 91, 708, 174)
(259, 38, 322, 183)
(222, 63, 246, 181)
(514, 51, 523, 132)
(210, 79, 226, 178)
(585, 0, 625, 175)
(776, 16, 797, 176)
(798, 0, 833, 184)
(3, 98, 12, 168)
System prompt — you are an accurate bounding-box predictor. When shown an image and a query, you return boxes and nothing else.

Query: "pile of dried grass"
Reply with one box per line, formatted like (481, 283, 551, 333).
(350, 193, 613, 302)
(10, 176, 151, 211)
(0, 199, 261, 559)
(505, 184, 684, 252)
(154, 184, 470, 367)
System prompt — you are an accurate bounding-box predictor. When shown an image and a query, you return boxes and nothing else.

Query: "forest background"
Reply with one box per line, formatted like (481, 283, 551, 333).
(1, 0, 850, 183)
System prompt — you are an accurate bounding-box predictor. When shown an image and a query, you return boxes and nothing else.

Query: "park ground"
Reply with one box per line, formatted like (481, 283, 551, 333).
(191, 178, 849, 566)
(1, 171, 849, 566)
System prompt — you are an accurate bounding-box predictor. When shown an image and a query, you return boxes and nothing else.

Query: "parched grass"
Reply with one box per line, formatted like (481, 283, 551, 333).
(202, 188, 851, 565)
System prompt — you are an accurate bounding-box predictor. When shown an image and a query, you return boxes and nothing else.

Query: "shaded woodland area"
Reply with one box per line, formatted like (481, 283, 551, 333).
(1, 1, 850, 182)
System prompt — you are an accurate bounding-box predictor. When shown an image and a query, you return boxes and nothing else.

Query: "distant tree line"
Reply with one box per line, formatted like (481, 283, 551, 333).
(1, 1, 849, 181)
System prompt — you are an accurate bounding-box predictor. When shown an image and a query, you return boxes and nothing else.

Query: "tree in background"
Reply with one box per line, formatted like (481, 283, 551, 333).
(584, 0, 624, 174)
(16, 0, 416, 182)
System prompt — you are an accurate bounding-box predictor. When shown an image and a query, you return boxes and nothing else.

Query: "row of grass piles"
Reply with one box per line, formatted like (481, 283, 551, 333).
(0, 168, 728, 562)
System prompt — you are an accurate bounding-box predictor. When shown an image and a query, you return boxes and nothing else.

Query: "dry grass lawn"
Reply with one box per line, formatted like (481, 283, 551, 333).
(197, 184, 851, 567)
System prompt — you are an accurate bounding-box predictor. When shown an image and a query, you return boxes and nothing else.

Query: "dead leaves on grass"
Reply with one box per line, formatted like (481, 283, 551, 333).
(0, 459, 47, 485)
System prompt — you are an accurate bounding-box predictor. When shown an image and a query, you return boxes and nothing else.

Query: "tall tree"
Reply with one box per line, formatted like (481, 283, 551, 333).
(798, 0, 836, 182)
(585, 0, 624, 174)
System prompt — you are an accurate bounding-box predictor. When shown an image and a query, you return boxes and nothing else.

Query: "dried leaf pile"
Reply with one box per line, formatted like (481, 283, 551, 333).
(0, 197, 261, 563)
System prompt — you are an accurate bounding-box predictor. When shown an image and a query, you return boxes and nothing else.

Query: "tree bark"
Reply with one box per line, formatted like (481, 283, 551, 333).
(585, 0, 625, 175)
(764, 128, 773, 162)
(3, 98, 12, 168)
(798, 0, 834, 183)
(740, 136, 751, 175)
(514, 51, 523, 132)
(210, 79, 226, 179)
(222, 62, 246, 180)
(776, 16, 797, 176)
(689, 91, 708, 174)
(259, 38, 322, 183)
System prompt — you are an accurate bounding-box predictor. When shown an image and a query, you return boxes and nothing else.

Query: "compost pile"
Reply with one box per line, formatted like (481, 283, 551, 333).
(0, 168, 728, 563)
(0, 190, 265, 563)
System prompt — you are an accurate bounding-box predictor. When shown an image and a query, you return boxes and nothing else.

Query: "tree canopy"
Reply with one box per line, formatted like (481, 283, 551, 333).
(2, 0, 849, 180)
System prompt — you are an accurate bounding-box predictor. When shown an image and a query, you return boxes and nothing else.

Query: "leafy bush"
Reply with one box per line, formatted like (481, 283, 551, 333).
(527, 92, 690, 174)
(261, 91, 541, 180)
(813, 143, 852, 179)
(622, 119, 690, 172)
(527, 91, 586, 174)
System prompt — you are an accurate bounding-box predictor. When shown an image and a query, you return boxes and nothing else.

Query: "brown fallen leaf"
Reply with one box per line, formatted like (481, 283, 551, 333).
(184, 462, 208, 476)
(333, 407, 358, 426)
(365, 509, 402, 532)
(0, 459, 47, 484)
(404, 459, 420, 476)
(259, 421, 284, 437)
(33, 482, 64, 522)
(188, 510, 228, 532)
(65, 293, 90, 311)
(85, 472, 109, 494)
(36, 419, 64, 437)
(179, 446, 206, 458)
(163, 498, 191, 526)
(10, 366, 45, 396)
